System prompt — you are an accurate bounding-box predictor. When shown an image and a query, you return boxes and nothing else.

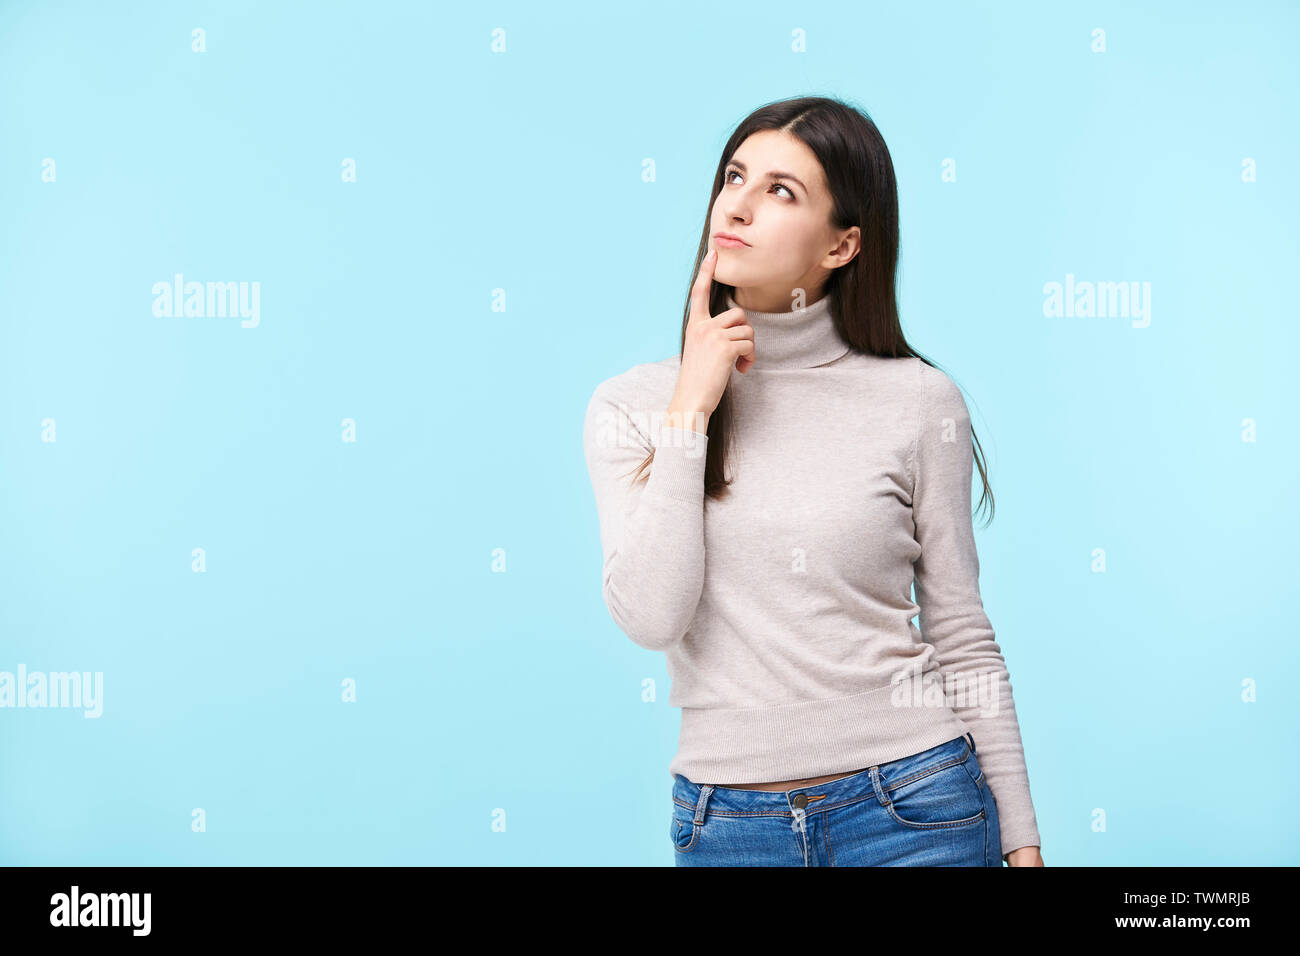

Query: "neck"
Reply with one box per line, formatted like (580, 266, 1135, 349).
(725, 292, 852, 370)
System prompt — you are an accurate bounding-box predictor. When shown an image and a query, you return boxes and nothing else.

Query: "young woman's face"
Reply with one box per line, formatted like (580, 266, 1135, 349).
(709, 130, 859, 312)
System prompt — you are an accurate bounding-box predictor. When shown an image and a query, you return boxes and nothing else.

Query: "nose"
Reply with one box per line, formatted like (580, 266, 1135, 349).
(721, 194, 752, 226)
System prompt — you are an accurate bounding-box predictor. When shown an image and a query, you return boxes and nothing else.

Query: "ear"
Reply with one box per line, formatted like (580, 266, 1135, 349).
(826, 225, 861, 268)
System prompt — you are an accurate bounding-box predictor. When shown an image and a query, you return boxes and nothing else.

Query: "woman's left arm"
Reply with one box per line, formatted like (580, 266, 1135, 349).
(910, 362, 1044, 864)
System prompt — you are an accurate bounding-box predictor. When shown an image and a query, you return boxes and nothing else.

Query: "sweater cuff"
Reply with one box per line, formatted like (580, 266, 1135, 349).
(993, 779, 1042, 858)
(647, 426, 709, 500)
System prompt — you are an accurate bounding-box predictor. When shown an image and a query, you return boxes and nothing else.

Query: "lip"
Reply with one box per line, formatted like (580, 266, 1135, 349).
(713, 232, 751, 248)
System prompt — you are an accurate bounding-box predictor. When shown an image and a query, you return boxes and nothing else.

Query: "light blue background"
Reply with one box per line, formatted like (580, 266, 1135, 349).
(1, 0, 1296, 865)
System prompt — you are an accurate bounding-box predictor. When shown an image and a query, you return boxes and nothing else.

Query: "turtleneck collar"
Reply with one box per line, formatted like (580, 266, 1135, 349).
(725, 293, 853, 370)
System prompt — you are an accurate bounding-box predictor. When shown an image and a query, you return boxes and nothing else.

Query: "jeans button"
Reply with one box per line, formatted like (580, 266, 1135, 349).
(792, 793, 809, 809)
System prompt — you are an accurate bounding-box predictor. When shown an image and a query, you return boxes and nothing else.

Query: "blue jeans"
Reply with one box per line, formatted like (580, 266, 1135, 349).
(671, 733, 1002, 866)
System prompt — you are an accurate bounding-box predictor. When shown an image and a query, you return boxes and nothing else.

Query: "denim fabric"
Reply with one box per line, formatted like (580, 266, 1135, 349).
(671, 733, 1002, 866)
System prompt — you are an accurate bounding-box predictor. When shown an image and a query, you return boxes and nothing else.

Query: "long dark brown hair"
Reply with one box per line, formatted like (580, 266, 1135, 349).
(633, 94, 994, 525)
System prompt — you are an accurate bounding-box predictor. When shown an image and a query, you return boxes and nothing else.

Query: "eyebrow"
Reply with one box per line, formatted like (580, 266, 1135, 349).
(726, 159, 808, 196)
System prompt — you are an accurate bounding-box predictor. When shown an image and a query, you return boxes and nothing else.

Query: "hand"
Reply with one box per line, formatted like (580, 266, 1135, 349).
(666, 249, 755, 430)
(1004, 846, 1044, 867)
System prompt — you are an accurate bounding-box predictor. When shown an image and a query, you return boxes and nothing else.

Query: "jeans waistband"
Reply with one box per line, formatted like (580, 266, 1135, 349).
(671, 732, 976, 818)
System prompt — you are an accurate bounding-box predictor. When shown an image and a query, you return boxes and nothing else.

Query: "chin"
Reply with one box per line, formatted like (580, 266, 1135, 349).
(712, 263, 744, 287)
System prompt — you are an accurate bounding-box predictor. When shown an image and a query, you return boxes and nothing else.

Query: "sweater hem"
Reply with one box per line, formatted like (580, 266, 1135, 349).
(668, 671, 972, 785)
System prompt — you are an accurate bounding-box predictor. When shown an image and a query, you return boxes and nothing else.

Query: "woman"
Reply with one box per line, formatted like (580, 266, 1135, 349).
(582, 95, 1044, 867)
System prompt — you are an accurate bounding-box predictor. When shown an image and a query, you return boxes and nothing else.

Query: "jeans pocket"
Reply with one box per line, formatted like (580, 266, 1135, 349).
(882, 750, 986, 830)
(670, 800, 701, 852)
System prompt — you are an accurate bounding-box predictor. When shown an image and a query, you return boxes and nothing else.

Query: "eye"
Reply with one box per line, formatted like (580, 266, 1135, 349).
(725, 167, 794, 200)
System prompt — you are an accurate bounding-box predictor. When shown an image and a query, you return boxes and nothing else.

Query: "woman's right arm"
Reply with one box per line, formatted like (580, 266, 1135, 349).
(582, 387, 710, 651)
(581, 249, 754, 652)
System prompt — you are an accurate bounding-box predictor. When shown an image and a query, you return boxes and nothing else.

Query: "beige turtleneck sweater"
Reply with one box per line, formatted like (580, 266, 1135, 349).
(581, 291, 1041, 858)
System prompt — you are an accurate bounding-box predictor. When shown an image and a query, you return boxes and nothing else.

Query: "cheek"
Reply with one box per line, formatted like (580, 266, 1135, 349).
(758, 220, 811, 258)
(784, 221, 821, 252)
(787, 228, 833, 268)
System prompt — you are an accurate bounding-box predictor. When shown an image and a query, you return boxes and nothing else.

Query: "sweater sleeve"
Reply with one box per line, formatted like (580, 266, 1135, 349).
(911, 364, 1041, 859)
(582, 379, 709, 652)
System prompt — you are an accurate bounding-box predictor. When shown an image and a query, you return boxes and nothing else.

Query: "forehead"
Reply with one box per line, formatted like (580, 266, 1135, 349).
(730, 130, 824, 193)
